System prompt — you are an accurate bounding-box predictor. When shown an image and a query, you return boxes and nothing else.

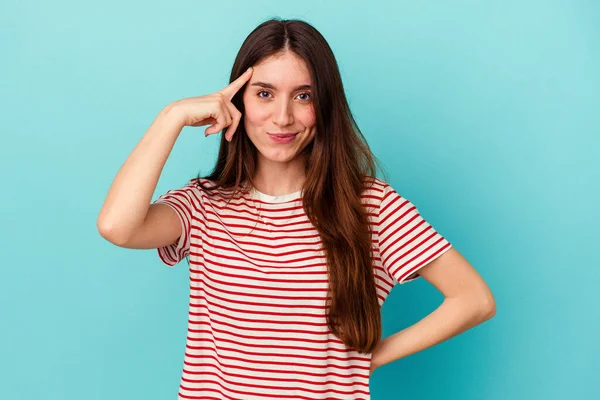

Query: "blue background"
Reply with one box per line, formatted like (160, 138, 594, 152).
(1, 1, 598, 399)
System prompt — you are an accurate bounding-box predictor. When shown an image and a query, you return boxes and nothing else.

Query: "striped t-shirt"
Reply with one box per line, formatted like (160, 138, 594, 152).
(153, 177, 452, 400)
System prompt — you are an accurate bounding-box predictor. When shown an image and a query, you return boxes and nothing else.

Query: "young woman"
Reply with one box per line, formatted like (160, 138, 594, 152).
(97, 18, 495, 400)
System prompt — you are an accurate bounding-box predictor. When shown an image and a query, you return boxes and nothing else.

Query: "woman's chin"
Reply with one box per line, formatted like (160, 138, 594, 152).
(257, 147, 299, 163)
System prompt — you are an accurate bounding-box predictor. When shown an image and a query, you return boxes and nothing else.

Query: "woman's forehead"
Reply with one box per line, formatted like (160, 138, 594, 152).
(251, 52, 312, 88)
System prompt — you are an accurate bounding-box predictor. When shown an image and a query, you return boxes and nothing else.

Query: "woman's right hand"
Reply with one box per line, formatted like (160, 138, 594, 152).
(168, 66, 253, 142)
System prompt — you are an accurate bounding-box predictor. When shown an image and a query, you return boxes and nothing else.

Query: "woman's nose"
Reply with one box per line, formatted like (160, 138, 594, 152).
(272, 99, 294, 126)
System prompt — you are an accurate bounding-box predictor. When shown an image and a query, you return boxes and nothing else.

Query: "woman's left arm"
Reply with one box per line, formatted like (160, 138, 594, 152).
(370, 247, 496, 375)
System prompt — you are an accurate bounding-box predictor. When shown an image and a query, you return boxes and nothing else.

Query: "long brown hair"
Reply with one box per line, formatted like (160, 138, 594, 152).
(195, 18, 386, 354)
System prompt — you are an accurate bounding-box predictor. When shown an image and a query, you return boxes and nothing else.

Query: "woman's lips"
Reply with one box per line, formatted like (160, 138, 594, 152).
(268, 132, 298, 137)
(268, 132, 298, 143)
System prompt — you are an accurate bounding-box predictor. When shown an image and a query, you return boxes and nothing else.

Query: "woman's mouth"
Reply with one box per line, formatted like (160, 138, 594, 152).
(267, 132, 298, 143)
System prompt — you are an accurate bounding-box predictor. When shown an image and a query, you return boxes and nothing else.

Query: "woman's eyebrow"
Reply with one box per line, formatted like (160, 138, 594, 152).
(250, 81, 312, 91)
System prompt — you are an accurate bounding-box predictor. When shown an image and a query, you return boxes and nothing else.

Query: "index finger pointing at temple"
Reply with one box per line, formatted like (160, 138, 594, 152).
(220, 67, 254, 100)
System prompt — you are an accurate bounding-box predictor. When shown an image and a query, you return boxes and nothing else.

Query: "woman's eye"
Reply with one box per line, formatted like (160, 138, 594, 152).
(257, 90, 271, 98)
(298, 92, 311, 101)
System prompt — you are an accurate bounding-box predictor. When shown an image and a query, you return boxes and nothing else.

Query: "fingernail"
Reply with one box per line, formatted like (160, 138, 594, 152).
(247, 67, 252, 72)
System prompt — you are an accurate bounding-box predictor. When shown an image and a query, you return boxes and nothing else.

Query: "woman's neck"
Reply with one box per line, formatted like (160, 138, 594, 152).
(251, 155, 307, 196)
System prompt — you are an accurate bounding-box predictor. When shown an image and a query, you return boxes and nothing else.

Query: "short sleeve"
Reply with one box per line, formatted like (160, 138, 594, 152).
(152, 179, 199, 267)
(377, 184, 453, 284)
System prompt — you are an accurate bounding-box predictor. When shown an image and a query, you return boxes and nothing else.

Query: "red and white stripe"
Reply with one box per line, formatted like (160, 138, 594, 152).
(153, 177, 452, 399)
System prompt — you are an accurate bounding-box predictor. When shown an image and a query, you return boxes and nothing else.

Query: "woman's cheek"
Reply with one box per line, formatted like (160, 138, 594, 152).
(243, 102, 269, 126)
(300, 107, 316, 127)
(244, 105, 260, 122)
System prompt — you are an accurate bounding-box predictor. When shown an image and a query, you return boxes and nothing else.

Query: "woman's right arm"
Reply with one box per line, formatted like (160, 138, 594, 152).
(96, 66, 253, 249)
(96, 105, 186, 248)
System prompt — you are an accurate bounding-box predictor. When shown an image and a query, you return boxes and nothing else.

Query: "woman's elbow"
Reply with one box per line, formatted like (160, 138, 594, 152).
(479, 291, 496, 321)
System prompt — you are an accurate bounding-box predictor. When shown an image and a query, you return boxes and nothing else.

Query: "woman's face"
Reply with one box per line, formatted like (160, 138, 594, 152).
(242, 51, 317, 164)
